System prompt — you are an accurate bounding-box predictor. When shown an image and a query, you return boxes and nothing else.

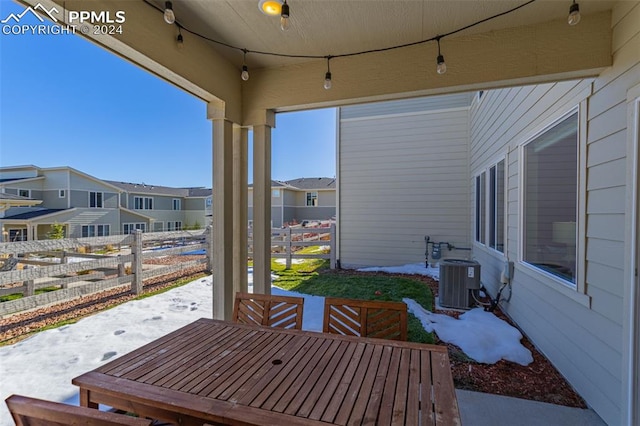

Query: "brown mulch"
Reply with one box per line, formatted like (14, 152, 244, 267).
(382, 270, 587, 408)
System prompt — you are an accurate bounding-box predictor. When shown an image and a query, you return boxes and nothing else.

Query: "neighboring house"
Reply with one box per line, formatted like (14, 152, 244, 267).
(248, 177, 336, 228)
(336, 10, 639, 422)
(0, 165, 334, 240)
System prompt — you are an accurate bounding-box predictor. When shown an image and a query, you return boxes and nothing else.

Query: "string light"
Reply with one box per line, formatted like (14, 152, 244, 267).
(324, 57, 332, 90)
(176, 25, 184, 49)
(568, 1, 581, 26)
(436, 36, 446, 75)
(280, 0, 290, 31)
(145, 0, 542, 79)
(241, 50, 250, 81)
(163, 1, 175, 25)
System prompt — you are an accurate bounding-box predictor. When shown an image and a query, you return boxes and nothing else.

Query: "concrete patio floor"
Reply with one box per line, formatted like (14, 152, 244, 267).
(456, 390, 606, 425)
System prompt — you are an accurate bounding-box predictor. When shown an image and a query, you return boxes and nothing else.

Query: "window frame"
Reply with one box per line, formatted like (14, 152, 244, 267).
(518, 105, 588, 301)
(172, 198, 181, 211)
(81, 224, 111, 238)
(18, 189, 30, 198)
(474, 157, 506, 255)
(306, 191, 318, 207)
(89, 191, 103, 208)
(134, 196, 154, 210)
(123, 223, 146, 234)
(59, 189, 65, 198)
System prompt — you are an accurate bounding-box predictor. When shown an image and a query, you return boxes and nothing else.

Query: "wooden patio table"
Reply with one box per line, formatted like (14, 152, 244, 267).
(72, 318, 461, 426)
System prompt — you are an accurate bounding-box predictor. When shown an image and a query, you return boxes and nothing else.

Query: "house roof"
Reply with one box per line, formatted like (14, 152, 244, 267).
(3, 209, 66, 220)
(284, 178, 336, 190)
(105, 180, 212, 198)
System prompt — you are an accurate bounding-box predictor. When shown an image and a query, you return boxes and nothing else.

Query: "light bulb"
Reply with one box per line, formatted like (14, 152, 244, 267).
(568, 2, 581, 26)
(176, 33, 184, 49)
(280, 1, 290, 31)
(324, 72, 332, 90)
(436, 55, 447, 75)
(164, 1, 175, 24)
(241, 65, 249, 81)
(280, 16, 290, 31)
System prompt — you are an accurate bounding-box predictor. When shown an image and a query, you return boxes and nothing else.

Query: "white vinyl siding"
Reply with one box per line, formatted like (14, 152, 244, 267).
(468, 5, 640, 419)
(339, 97, 471, 267)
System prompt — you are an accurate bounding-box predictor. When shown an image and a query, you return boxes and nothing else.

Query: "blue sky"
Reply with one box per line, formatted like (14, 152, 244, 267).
(0, 0, 336, 188)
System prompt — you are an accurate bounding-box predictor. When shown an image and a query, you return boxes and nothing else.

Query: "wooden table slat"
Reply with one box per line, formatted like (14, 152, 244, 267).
(238, 335, 322, 408)
(360, 345, 394, 425)
(421, 351, 436, 426)
(294, 340, 351, 418)
(347, 344, 388, 425)
(391, 348, 412, 426)
(430, 351, 461, 426)
(306, 341, 361, 421)
(332, 343, 377, 425)
(405, 348, 422, 425)
(376, 346, 403, 426)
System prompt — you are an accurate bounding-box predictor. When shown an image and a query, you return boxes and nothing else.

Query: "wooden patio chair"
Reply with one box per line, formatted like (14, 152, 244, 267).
(232, 292, 304, 329)
(323, 297, 408, 341)
(5, 394, 152, 426)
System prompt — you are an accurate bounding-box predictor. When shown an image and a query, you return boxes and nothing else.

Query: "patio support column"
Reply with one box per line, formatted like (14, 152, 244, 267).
(233, 126, 249, 294)
(252, 112, 275, 295)
(208, 101, 235, 320)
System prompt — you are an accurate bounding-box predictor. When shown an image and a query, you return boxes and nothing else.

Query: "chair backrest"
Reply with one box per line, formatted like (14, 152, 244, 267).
(5, 394, 152, 426)
(323, 297, 408, 341)
(233, 292, 304, 329)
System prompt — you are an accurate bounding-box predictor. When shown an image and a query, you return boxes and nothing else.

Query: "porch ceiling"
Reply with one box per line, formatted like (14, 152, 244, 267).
(33, 0, 614, 124)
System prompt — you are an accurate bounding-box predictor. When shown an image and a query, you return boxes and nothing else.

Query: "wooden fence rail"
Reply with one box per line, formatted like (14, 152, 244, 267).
(0, 225, 335, 316)
(0, 229, 209, 316)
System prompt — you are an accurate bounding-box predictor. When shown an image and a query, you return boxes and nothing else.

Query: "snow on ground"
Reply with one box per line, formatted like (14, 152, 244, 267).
(0, 262, 529, 424)
(404, 298, 533, 366)
(358, 262, 440, 280)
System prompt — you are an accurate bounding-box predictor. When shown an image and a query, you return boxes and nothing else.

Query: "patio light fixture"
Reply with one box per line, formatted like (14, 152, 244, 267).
(163, 1, 175, 24)
(323, 57, 332, 90)
(280, 0, 290, 31)
(176, 25, 184, 49)
(436, 36, 447, 75)
(568, 0, 581, 26)
(259, 0, 283, 16)
(241, 50, 250, 81)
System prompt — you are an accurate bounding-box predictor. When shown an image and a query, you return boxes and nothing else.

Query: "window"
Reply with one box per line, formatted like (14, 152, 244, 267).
(523, 112, 578, 284)
(18, 189, 30, 198)
(306, 192, 318, 207)
(272, 189, 281, 197)
(475, 173, 486, 244)
(59, 190, 65, 198)
(89, 191, 103, 208)
(81, 224, 110, 237)
(205, 197, 212, 207)
(166, 221, 182, 231)
(172, 199, 181, 210)
(489, 160, 505, 253)
(124, 223, 146, 234)
(134, 196, 153, 210)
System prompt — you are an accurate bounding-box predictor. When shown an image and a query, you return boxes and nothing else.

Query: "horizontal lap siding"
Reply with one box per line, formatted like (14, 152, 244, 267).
(468, 4, 640, 423)
(339, 104, 470, 268)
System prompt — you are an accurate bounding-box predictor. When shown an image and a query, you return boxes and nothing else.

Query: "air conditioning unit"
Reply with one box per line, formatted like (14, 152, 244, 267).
(438, 259, 481, 310)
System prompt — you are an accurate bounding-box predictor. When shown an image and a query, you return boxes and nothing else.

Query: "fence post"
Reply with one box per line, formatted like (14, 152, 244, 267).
(330, 223, 336, 269)
(60, 250, 67, 264)
(117, 255, 125, 277)
(286, 227, 292, 269)
(24, 278, 35, 297)
(205, 226, 213, 273)
(131, 230, 143, 294)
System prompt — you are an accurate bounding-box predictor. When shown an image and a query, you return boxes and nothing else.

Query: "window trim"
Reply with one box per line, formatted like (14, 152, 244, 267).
(18, 189, 31, 198)
(89, 191, 103, 208)
(81, 224, 110, 238)
(134, 196, 154, 210)
(59, 189, 65, 198)
(306, 191, 318, 207)
(172, 198, 181, 211)
(474, 156, 507, 255)
(517, 105, 589, 302)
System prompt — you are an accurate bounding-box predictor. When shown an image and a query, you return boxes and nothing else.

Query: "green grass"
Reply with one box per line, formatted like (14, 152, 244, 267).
(0, 286, 59, 303)
(272, 258, 434, 344)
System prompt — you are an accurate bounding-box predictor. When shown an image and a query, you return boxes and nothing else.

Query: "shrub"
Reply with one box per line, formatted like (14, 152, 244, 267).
(47, 223, 65, 239)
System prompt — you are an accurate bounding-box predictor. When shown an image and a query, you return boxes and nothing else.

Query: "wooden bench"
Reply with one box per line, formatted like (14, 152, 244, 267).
(5, 394, 152, 426)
